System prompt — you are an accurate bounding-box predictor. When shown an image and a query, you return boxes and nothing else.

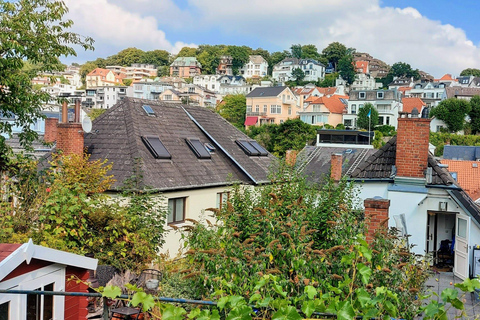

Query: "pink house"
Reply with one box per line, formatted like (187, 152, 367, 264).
(0, 240, 97, 320)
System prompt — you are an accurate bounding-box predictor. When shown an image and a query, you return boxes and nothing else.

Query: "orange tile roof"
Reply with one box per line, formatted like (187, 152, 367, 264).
(305, 96, 318, 103)
(435, 74, 458, 82)
(294, 87, 315, 95)
(440, 160, 480, 201)
(397, 86, 411, 94)
(355, 61, 369, 73)
(87, 68, 111, 77)
(317, 87, 337, 95)
(402, 97, 426, 113)
(310, 96, 347, 114)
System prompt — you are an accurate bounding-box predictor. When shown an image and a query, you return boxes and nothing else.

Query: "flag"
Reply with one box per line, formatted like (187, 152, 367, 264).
(367, 109, 371, 118)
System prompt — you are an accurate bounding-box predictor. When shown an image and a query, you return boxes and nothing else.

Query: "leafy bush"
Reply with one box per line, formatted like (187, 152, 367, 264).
(375, 124, 396, 137)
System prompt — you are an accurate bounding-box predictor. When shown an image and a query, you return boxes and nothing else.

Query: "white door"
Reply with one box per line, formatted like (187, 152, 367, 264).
(426, 213, 435, 253)
(454, 214, 470, 280)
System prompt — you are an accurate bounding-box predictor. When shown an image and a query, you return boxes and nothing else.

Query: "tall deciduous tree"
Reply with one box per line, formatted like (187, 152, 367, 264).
(226, 45, 251, 75)
(337, 54, 356, 85)
(356, 103, 379, 130)
(460, 68, 480, 77)
(176, 47, 197, 58)
(321, 42, 347, 71)
(430, 98, 471, 133)
(0, 0, 94, 151)
(216, 94, 246, 129)
(469, 95, 480, 134)
(291, 67, 305, 83)
(142, 49, 171, 66)
(290, 44, 302, 59)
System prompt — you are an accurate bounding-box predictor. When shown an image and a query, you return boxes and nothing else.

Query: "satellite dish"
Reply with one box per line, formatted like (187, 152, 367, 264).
(82, 115, 92, 133)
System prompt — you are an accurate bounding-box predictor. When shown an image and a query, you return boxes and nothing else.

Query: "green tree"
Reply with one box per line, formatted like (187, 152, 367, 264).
(110, 47, 145, 66)
(88, 108, 107, 120)
(176, 47, 197, 58)
(381, 61, 420, 87)
(196, 45, 225, 74)
(0, 0, 93, 149)
(216, 94, 246, 129)
(142, 49, 171, 66)
(251, 47, 270, 64)
(321, 42, 347, 71)
(272, 119, 316, 156)
(357, 103, 379, 130)
(300, 44, 320, 60)
(80, 61, 99, 86)
(469, 95, 480, 134)
(337, 54, 356, 85)
(430, 98, 471, 133)
(460, 68, 480, 77)
(290, 44, 302, 59)
(122, 78, 133, 86)
(225, 45, 251, 75)
(291, 67, 305, 83)
(317, 72, 338, 87)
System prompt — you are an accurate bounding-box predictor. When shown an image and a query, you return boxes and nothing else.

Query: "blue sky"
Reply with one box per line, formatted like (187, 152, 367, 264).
(63, 0, 480, 77)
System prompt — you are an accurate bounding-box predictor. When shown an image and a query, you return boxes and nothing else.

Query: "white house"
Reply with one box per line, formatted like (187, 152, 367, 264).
(272, 58, 325, 83)
(240, 55, 268, 79)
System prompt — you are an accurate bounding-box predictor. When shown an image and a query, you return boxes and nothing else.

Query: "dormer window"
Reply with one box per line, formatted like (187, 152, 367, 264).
(377, 92, 384, 99)
(359, 92, 366, 99)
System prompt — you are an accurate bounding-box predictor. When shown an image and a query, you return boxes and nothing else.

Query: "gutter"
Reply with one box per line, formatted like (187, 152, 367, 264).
(183, 107, 259, 185)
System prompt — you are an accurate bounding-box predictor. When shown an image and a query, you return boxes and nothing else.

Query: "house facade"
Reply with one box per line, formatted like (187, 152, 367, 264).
(86, 68, 123, 89)
(343, 89, 402, 129)
(408, 81, 449, 107)
(128, 81, 172, 100)
(240, 55, 268, 79)
(159, 85, 217, 107)
(216, 55, 233, 76)
(83, 86, 128, 109)
(245, 86, 299, 126)
(272, 58, 325, 83)
(0, 240, 97, 320)
(170, 57, 202, 78)
(298, 95, 347, 127)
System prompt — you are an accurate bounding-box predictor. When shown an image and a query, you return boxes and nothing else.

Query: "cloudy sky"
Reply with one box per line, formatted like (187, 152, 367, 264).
(63, 0, 480, 77)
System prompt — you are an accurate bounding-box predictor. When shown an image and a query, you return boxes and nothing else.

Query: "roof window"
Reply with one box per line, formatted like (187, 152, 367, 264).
(236, 140, 268, 157)
(186, 138, 211, 159)
(142, 136, 171, 159)
(142, 105, 155, 116)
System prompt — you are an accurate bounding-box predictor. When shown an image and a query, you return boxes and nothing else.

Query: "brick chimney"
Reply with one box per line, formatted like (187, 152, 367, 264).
(364, 197, 390, 243)
(395, 110, 431, 179)
(56, 100, 84, 156)
(44, 118, 58, 143)
(331, 153, 342, 181)
(285, 150, 298, 166)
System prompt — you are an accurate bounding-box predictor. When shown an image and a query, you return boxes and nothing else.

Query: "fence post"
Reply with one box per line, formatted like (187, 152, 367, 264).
(103, 297, 109, 320)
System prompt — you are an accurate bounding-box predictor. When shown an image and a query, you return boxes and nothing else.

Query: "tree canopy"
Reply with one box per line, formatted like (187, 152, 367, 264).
(356, 103, 379, 130)
(321, 42, 347, 71)
(216, 94, 246, 129)
(0, 0, 94, 150)
(460, 68, 480, 77)
(430, 98, 471, 133)
(469, 95, 480, 134)
(337, 53, 356, 85)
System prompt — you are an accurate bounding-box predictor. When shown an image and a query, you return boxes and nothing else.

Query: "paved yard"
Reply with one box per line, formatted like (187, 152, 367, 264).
(418, 272, 480, 319)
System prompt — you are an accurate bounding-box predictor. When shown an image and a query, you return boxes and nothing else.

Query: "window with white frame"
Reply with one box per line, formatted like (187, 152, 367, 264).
(270, 105, 281, 114)
(288, 107, 292, 115)
(255, 105, 259, 112)
(247, 105, 252, 113)
(377, 92, 384, 99)
(263, 105, 267, 113)
(168, 197, 186, 224)
(359, 92, 366, 99)
(351, 104, 356, 114)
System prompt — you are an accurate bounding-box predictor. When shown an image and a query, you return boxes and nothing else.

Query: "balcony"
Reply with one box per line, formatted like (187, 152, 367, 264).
(246, 112, 267, 116)
(282, 99, 295, 105)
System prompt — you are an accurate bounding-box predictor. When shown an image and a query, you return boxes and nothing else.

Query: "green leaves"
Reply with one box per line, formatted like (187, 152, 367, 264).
(357, 263, 372, 285)
(102, 285, 122, 299)
(162, 304, 187, 320)
(271, 306, 302, 320)
(131, 292, 156, 312)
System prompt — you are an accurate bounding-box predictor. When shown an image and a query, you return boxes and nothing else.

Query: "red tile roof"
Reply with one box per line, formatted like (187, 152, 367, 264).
(87, 68, 111, 77)
(397, 86, 411, 94)
(0, 243, 21, 263)
(294, 87, 315, 95)
(435, 74, 458, 82)
(440, 160, 480, 201)
(311, 96, 347, 114)
(402, 97, 426, 113)
(317, 87, 337, 95)
(355, 61, 369, 73)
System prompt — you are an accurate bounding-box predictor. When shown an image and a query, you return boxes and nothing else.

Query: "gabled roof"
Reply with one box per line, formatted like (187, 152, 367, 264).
(0, 239, 97, 282)
(310, 96, 347, 114)
(246, 86, 289, 98)
(317, 87, 338, 96)
(87, 68, 112, 77)
(85, 98, 274, 191)
(355, 61, 369, 72)
(435, 74, 457, 82)
(249, 55, 267, 64)
(402, 97, 426, 113)
(350, 136, 456, 186)
(440, 160, 480, 201)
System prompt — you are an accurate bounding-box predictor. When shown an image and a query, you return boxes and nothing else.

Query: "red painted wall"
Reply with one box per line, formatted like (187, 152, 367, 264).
(65, 267, 90, 320)
(1, 260, 51, 282)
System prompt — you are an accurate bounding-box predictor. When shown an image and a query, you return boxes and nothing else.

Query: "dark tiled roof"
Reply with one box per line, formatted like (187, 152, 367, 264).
(349, 136, 456, 186)
(350, 137, 397, 180)
(246, 86, 287, 98)
(298, 146, 376, 184)
(85, 98, 274, 191)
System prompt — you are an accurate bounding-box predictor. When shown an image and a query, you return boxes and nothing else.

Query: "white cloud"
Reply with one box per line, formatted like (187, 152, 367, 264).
(64, 0, 195, 56)
(62, 0, 480, 76)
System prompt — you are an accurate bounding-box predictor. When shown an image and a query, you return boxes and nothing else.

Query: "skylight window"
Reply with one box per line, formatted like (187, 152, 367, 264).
(236, 140, 268, 157)
(142, 105, 155, 116)
(142, 136, 171, 159)
(186, 138, 211, 159)
(249, 140, 268, 156)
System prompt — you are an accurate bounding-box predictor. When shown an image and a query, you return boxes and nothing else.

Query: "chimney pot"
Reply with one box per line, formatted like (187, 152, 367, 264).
(331, 153, 343, 181)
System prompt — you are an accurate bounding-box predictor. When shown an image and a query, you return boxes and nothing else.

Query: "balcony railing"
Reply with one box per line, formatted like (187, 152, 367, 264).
(246, 112, 267, 116)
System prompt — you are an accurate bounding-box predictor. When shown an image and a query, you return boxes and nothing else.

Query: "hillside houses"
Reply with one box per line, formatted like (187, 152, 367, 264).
(272, 58, 325, 83)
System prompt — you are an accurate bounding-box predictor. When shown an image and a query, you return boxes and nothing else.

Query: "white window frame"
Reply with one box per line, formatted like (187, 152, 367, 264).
(377, 92, 384, 99)
(359, 92, 366, 99)
(216, 192, 230, 209)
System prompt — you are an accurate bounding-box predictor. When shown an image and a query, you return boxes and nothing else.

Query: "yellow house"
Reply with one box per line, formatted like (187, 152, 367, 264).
(245, 86, 299, 127)
(298, 95, 348, 127)
(86, 68, 121, 88)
